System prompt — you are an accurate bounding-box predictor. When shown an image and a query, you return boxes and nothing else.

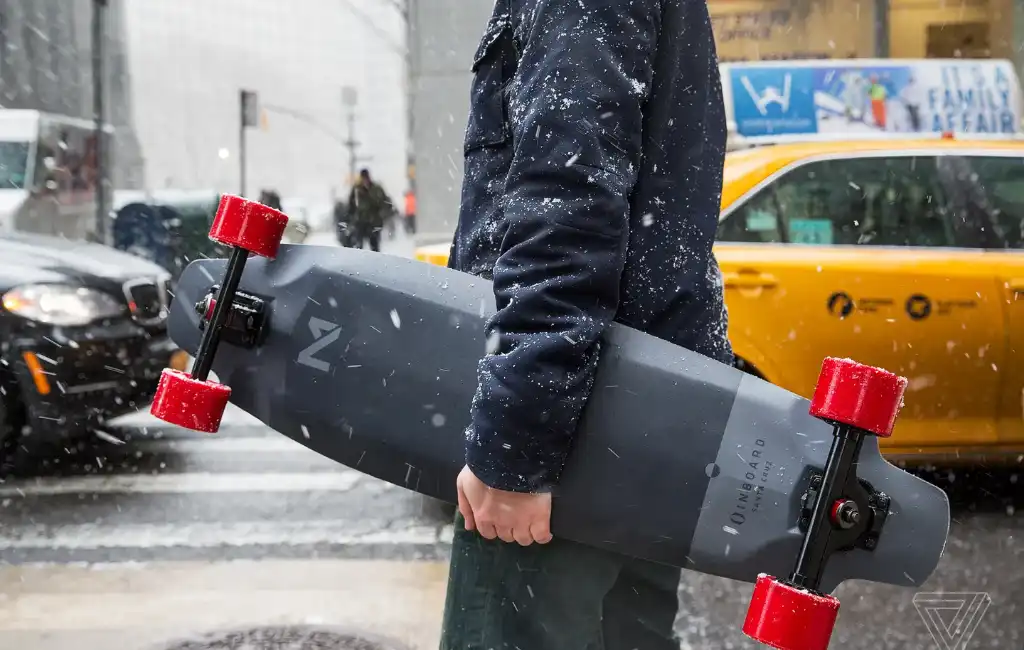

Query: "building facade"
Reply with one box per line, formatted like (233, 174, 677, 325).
(409, 0, 1024, 240)
(711, 0, 1021, 63)
(121, 0, 407, 208)
(407, 0, 491, 242)
(0, 0, 145, 189)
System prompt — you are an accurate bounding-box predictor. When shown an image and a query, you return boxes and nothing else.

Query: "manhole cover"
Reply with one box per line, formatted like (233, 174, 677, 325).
(159, 625, 407, 650)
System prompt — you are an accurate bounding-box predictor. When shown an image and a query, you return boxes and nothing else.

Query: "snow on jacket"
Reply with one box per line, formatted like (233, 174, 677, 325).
(449, 0, 733, 493)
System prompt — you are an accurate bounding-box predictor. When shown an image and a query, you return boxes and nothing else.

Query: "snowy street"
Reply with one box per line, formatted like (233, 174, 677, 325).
(0, 417, 451, 650)
(0, 405, 1021, 649)
(0, 231, 1019, 650)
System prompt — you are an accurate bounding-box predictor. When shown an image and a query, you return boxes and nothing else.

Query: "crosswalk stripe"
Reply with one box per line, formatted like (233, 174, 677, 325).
(0, 521, 455, 550)
(111, 404, 263, 428)
(0, 471, 364, 496)
(131, 436, 311, 454)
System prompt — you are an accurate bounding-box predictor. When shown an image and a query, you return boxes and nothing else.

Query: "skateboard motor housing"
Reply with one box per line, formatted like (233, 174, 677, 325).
(150, 195, 289, 433)
(742, 357, 908, 650)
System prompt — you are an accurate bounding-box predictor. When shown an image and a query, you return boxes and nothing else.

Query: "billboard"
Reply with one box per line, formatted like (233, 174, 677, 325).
(725, 59, 1023, 141)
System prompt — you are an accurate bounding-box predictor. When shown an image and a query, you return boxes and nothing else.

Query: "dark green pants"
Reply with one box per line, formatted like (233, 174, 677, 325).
(439, 513, 682, 650)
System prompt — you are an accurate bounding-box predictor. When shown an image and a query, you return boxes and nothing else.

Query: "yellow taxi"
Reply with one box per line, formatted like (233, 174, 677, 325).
(415, 138, 1024, 464)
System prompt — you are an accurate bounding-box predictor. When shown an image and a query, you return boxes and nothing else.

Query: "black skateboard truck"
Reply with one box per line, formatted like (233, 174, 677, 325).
(150, 195, 289, 433)
(742, 357, 908, 650)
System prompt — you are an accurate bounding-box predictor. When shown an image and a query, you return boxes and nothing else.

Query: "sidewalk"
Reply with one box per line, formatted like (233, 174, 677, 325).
(0, 559, 448, 650)
(302, 228, 417, 259)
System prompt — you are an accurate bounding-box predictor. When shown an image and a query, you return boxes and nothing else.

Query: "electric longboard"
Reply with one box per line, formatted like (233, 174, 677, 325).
(150, 196, 950, 650)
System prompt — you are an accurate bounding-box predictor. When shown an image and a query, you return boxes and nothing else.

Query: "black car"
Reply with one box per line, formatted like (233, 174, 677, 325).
(0, 232, 183, 468)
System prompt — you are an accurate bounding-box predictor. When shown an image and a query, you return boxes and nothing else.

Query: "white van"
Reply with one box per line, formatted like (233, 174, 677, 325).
(720, 58, 1024, 150)
(0, 109, 114, 240)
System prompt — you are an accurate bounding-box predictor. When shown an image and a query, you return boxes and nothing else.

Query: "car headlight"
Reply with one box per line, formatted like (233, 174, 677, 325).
(2, 284, 125, 326)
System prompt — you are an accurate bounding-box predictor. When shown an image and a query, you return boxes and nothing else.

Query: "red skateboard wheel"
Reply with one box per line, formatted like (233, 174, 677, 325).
(202, 297, 217, 322)
(743, 574, 840, 650)
(808, 357, 908, 438)
(150, 368, 232, 434)
(209, 194, 289, 259)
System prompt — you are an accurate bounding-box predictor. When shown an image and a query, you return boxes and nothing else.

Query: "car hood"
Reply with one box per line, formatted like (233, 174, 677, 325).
(0, 233, 168, 291)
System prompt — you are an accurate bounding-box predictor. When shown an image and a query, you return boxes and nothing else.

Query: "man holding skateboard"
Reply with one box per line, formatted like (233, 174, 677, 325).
(441, 0, 731, 648)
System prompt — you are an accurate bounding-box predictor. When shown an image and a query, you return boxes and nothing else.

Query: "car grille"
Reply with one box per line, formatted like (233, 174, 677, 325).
(122, 277, 170, 325)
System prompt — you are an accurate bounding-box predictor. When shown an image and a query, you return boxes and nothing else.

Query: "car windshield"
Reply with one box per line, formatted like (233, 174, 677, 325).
(0, 141, 30, 190)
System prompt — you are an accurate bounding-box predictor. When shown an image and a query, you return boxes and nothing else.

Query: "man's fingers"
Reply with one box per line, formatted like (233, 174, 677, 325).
(496, 526, 516, 544)
(476, 521, 498, 540)
(456, 484, 476, 531)
(530, 521, 553, 544)
(512, 526, 535, 547)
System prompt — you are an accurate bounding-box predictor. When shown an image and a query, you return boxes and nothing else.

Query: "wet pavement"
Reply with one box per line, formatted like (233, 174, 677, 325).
(675, 470, 1024, 649)
(1, 412, 1021, 650)
(0, 559, 445, 650)
(0, 408, 452, 650)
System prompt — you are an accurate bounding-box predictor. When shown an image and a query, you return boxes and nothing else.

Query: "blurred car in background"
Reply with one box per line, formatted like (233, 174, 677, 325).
(415, 136, 1024, 466)
(112, 190, 311, 283)
(0, 109, 113, 242)
(0, 232, 187, 471)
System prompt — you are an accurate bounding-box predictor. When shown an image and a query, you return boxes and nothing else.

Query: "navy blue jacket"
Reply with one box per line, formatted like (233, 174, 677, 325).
(449, 0, 732, 493)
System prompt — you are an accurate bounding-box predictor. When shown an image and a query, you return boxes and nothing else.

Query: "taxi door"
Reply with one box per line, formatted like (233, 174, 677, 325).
(955, 152, 1024, 449)
(992, 250, 1024, 448)
(716, 152, 1003, 450)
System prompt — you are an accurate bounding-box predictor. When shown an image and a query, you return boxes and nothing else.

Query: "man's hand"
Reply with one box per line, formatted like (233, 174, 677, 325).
(456, 465, 554, 546)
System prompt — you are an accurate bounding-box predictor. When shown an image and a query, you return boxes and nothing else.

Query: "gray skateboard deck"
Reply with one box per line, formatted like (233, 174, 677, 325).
(166, 244, 949, 593)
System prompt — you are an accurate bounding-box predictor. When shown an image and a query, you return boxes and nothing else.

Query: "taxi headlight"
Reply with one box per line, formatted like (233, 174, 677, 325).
(2, 284, 125, 326)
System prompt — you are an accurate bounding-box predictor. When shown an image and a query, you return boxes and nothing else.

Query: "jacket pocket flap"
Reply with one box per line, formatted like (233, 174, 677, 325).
(472, 15, 511, 72)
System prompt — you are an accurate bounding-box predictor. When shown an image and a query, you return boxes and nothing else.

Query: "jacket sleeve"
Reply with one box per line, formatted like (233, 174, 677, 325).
(465, 0, 661, 492)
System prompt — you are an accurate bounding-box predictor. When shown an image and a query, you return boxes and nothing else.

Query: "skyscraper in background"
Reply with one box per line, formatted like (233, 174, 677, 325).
(122, 0, 407, 206)
(407, 0, 489, 241)
(0, 0, 145, 189)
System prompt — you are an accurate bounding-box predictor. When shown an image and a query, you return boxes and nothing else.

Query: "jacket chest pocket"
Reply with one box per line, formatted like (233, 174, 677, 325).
(464, 8, 516, 153)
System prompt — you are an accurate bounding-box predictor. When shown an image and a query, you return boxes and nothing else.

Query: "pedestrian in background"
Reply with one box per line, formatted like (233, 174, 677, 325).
(257, 189, 283, 212)
(347, 168, 393, 252)
(403, 189, 417, 235)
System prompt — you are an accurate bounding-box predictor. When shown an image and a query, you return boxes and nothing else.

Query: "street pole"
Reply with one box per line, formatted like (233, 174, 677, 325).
(239, 90, 258, 198)
(345, 109, 358, 183)
(239, 116, 247, 197)
(92, 0, 108, 244)
(873, 0, 890, 57)
(341, 87, 359, 187)
(404, 0, 415, 196)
